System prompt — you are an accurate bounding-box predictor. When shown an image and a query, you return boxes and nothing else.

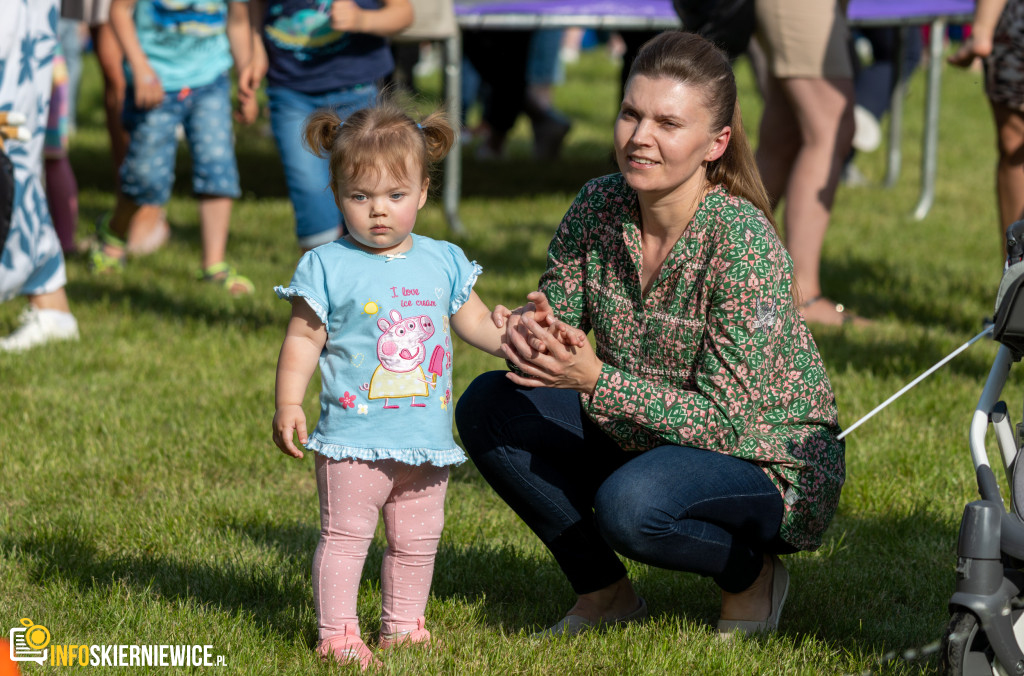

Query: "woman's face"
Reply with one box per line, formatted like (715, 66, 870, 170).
(614, 75, 730, 200)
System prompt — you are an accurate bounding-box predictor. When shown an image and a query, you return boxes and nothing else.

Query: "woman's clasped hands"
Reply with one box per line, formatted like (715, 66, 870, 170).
(492, 291, 603, 394)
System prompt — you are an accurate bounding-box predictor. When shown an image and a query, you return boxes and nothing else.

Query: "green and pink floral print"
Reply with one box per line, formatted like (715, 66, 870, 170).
(539, 174, 845, 551)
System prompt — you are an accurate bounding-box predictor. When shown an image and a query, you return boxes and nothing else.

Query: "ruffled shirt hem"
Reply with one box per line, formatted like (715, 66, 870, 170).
(451, 262, 483, 315)
(274, 285, 329, 329)
(306, 436, 467, 467)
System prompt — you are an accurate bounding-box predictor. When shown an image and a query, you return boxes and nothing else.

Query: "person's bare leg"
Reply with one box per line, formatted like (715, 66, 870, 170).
(755, 74, 801, 209)
(197, 196, 251, 294)
(126, 204, 168, 255)
(91, 24, 167, 252)
(107, 195, 138, 240)
(198, 196, 232, 270)
(27, 288, 71, 313)
(563, 576, 641, 623)
(93, 194, 137, 262)
(778, 76, 855, 323)
(90, 23, 128, 182)
(992, 103, 1024, 257)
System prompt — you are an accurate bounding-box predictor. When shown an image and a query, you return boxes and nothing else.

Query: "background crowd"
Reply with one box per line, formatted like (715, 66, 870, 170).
(6, 0, 1000, 352)
(0, 0, 1005, 339)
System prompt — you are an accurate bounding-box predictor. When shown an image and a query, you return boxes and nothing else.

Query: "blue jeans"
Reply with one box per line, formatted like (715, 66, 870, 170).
(455, 371, 787, 594)
(121, 74, 241, 205)
(266, 83, 377, 248)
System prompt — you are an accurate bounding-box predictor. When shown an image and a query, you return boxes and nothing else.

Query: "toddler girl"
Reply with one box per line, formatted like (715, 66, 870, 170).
(272, 101, 522, 669)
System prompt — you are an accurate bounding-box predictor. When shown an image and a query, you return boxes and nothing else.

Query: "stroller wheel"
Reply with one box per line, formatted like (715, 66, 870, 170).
(942, 610, 1001, 675)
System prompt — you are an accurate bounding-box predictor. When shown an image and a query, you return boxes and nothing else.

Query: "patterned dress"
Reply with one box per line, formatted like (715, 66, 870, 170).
(540, 174, 845, 551)
(988, 0, 1024, 110)
(0, 0, 65, 302)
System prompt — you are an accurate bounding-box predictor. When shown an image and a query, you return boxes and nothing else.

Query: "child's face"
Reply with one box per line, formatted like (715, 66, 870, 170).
(338, 161, 428, 256)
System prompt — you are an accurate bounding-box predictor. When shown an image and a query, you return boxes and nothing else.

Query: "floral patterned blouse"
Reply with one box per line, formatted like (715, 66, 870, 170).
(539, 174, 845, 551)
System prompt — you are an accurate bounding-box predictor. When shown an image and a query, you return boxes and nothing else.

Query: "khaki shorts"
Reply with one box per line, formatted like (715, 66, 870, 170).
(754, 0, 853, 79)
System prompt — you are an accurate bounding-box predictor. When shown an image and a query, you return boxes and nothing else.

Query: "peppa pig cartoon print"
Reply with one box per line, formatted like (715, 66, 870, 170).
(363, 309, 435, 409)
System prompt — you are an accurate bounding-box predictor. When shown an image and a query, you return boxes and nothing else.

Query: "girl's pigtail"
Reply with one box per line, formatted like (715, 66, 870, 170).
(418, 111, 456, 163)
(303, 108, 343, 159)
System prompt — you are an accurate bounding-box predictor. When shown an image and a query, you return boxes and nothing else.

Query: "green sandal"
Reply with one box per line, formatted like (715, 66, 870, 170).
(88, 212, 127, 273)
(198, 262, 254, 296)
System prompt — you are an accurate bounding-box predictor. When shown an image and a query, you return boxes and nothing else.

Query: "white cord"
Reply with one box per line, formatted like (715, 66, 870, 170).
(837, 325, 994, 440)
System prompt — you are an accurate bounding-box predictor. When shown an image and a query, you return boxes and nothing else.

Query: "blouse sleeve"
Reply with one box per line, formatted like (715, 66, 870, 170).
(537, 184, 594, 334)
(585, 210, 796, 453)
(274, 250, 331, 331)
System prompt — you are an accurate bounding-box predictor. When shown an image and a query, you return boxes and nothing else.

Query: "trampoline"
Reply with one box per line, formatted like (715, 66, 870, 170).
(438, 0, 974, 231)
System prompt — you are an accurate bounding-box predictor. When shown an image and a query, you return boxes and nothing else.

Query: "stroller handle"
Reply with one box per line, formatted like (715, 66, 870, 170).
(970, 344, 1014, 477)
(970, 343, 1024, 559)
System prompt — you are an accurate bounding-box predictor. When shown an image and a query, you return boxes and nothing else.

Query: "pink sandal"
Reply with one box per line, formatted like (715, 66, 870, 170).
(378, 616, 431, 650)
(316, 626, 381, 670)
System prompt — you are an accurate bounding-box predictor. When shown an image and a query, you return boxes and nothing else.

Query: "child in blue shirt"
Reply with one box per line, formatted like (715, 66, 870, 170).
(242, 0, 413, 251)
(96, 0, 256, 294)
(271, 100, 583, 668)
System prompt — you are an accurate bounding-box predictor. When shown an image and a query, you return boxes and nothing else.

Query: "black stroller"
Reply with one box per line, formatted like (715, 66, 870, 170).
(942, 222, 1024, 674)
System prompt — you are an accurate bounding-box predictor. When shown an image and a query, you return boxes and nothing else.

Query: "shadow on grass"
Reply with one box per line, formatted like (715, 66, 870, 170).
(2, 528, 316, 644)
(781, 250, 1005, 385)
(812, 324, 1000, 386)
(68, 275, 283, 331)
(220, 514, 583, 633)
(2, 498, 962, 670)
(817, 251, 997, 333)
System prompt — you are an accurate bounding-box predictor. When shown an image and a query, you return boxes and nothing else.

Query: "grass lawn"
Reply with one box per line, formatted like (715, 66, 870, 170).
(1, 41, 1016, 674)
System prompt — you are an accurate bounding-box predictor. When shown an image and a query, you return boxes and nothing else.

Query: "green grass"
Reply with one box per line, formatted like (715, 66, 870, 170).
(0, 46, 1014, 674)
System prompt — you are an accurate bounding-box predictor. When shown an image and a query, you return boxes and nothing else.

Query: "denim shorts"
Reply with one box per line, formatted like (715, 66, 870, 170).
(120, 73, 241, 205)
(266, 83, 377, 248)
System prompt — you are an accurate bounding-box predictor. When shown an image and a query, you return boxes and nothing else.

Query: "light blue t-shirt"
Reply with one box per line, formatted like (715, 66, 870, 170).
(129, 0, 244, 91)
(274, 235, 482, 467)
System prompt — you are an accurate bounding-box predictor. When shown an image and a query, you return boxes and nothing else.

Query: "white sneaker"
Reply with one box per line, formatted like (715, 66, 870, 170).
(852, 105, 882, 153)
(0, 306, 79, 352)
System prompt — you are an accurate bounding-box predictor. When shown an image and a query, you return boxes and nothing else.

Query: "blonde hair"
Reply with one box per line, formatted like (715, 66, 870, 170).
(626, 31, 775, 227)
(302, 98, 456, 208)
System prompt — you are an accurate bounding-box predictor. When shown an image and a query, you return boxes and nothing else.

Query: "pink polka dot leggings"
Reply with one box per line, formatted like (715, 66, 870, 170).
(312, 455, 449, 640)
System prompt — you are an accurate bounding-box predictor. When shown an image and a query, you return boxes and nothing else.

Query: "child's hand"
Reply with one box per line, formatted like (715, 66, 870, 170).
(133, 65, 164, 110)
(237, 45, 267, 101)
(553, 321, 587, 348)
(948, 36, 992, 68)
(272, 405, 308, 458)
(491, 305, 512, 329)
(329, 0, 364, 32)
(235, 93, 259, 125)
(499, 291, 567, 355)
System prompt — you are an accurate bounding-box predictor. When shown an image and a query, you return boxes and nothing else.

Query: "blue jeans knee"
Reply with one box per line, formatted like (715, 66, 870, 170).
(594, 445, 785, 592)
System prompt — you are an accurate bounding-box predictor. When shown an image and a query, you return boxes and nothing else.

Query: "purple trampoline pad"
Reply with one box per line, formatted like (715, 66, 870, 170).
(455, 0, 976, 22)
